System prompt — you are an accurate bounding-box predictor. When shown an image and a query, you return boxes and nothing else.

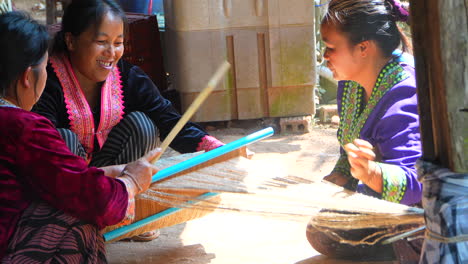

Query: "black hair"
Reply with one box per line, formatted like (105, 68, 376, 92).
(0, 11, 49, 99)
(52, 0, 128, 55)
(322, 0, 412, 57)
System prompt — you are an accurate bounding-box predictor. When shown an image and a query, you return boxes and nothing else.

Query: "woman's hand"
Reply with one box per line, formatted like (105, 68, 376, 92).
(100, 164, 126, 178)
(344, 139, 382, 193)
(119, 148, 160, 195)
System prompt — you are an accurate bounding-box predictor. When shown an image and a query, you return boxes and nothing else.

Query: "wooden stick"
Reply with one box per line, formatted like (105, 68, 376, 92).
(151, 61, 231, 164)
(104, 128, 274, 241)
(381, 225, 426, 244)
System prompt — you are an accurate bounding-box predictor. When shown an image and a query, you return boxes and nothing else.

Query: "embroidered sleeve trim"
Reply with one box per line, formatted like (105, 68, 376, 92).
(196, 135, 224, 152)
(378, 162, 407, 203)
(332, 154, 351, 177)
(115, 178, 136, 226)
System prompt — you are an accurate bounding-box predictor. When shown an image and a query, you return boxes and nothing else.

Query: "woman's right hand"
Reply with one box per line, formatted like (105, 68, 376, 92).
(119, 148, 160, 195)
(344, 139, 382, 193)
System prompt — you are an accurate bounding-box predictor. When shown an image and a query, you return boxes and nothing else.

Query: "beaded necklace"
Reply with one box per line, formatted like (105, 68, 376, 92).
(337, 60, 409, 147)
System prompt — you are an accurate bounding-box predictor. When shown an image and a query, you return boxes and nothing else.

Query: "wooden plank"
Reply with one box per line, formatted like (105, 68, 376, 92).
(226, 35, 239, 119)
(410, 0, 468, 172)
(257, 33, 270, 117)
(437, 0, 468, 172)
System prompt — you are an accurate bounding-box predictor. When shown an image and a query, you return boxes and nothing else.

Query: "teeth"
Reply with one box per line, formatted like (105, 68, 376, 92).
(99, 61, 112, 67)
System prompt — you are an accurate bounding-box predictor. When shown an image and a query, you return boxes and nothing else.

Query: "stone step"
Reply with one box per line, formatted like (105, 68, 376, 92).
(279, 115, 313, 134)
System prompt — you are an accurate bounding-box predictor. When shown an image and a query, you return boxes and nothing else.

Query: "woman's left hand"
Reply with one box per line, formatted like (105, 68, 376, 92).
(344, 139, 382, 193)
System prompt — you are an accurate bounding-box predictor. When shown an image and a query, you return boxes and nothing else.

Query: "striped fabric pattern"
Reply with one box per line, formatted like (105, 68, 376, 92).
(57, 111, 157, 167)
(56, 128, 87, 160)
(0, 0, 12, 14)
(90, 111, 158, 167)
(3, 202, 106, 264)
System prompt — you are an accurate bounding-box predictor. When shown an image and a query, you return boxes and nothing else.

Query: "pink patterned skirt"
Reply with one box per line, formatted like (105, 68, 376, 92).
(2, 202, 107, 264)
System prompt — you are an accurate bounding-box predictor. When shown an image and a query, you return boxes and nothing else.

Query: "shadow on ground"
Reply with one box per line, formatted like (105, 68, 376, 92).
(106, 223, 215, 264)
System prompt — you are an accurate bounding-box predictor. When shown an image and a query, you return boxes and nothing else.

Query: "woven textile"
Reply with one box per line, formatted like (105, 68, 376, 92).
(417, 160, 468, 263)
(3, 201, 106, 263)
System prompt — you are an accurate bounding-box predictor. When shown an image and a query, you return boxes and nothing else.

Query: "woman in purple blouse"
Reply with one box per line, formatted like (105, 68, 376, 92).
(307, 0, 422, 261)
(321, 0, 421, 207)
(0, 12, 157, 262)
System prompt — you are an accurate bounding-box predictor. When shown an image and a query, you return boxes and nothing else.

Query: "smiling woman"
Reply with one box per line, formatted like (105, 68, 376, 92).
(65, 11, 124, 91)
(32, 0, 224, 242)
(307, 0, 424, 262)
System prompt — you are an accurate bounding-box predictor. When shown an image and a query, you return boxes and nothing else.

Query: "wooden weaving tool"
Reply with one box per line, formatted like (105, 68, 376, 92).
(103, 127, 274, 242)
(104, 60, 234, 242)
(104, 142, 425, 243)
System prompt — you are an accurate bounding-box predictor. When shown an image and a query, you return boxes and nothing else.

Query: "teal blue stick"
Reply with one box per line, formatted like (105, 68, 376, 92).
(104, 127, 274, 241)
(104, 192, 218, 242)
(152, 127, 274, 183)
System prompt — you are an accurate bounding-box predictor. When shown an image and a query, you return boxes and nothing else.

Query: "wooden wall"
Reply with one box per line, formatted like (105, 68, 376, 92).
(410, 0, 468, 172)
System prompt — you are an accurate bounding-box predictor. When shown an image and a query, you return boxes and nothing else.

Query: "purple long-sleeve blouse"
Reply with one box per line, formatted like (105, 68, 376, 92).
(333, 58, 422, 206)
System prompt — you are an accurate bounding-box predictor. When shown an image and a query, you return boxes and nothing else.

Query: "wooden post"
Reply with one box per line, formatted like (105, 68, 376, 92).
(410, 0, 468, 172)
(46, 0, 56, 25)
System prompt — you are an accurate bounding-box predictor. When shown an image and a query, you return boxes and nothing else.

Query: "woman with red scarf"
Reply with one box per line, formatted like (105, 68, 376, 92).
(32, 0, 224, 241)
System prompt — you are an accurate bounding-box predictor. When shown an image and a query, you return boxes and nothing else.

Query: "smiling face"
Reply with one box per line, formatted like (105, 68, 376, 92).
(320, 23, 363, 81)
(66, 11, 124, 88)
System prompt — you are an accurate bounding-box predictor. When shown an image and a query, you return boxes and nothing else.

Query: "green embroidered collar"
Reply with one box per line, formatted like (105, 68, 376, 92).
(337, 60, 409, 147)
